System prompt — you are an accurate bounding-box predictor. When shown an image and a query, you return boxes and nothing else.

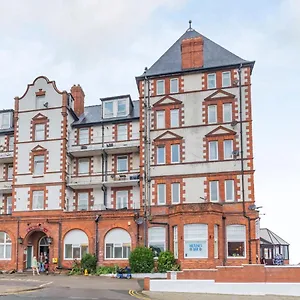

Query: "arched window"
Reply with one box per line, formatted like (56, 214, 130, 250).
(39, 237, 49, 247)
(64, 230, 88, 260)
(0, 232, 11, 260)
(226, 225, 246, 258)
(105, 228, 131, 259)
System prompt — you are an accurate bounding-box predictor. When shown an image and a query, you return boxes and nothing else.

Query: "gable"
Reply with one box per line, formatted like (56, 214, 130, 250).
(205, 89, 235, 101)
(154, 130, 183, 141)
(32, 113, 48, 120)
(153, 95, 182, 107)
(206, 126, 236, 137)
(31, 145, 47, 152)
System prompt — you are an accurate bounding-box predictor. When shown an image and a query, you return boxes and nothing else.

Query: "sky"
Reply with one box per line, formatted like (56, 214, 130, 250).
(0, 0, 299, 263)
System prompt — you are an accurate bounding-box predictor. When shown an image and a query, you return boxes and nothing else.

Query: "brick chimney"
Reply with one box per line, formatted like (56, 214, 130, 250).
(71, 84, 85, 116)
(181, 36, 204, 69)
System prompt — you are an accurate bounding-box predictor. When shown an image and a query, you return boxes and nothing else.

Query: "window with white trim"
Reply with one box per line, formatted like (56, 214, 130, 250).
(116, 190, 128, 209)
(208, 105, 217, 123)
(171, 144, 180, 163)
(225, 180, 235, 202)
(214, 225, 219, 258)
(170, 109, 179, 127)
(117, 124, 128, 141)
(226, 225, 246, 258)
(170, 78, 179, 94)
(171, 183, 180, 204)
(34, 124, 45, 141)
(8, 136, 14, 152)
(33, 155, 45, 175)
(105, 228, 131, 259)
(209, 181, 219, 202)
(103, 101, 113, 118)
(173, 226, 178, 259)
(209, 141, 218, 160)
(208, 73, 216, 89)
(32, 190, 44, 210)
(0, 113, 11, 129)
(79, 128, 89, 145)
(223, 103, 232, 122)
(157, 80, 165, 95)
(78, 192, 89, 211)
(148, 227, 166, 256)
(157, 183, 166, 205)
(117, 99, 127, 116)
(224, 140, 233, 160)
(156, 111, 165, 129)
(6, 197, 12, 214)
(7, 165, 13, 180)
(222, 72, 231, 87)
(0, 232, 11, 259)
(117, 156, 128, 173)
(157, 146, 165, 164)
(64, 229, 89, 260)
(78, 158, 89, 174)
(184, 224, 208, 258)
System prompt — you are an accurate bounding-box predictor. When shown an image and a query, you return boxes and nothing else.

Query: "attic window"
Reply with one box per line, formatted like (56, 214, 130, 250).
(0, 113, 11, 129)
(117, 100, 126, 116)
(104, 101, 113, 118)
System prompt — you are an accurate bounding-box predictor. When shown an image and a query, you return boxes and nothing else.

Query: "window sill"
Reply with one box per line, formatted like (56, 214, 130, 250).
(33, 175, 44, 178)
(227, 256, 246, 259)
(0, 258, 11, 261)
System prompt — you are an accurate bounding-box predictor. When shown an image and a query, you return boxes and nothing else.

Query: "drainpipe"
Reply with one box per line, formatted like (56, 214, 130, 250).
(16, 218, 20, 271)
(95, 215, 100, 262)
(222, 216, 226, 266)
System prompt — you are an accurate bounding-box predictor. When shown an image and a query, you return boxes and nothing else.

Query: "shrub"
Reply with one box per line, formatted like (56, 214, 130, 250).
(96, 265, 118, 275)
(69, 259, 82, 275)
(157, 251, 176, 272)
(129, 247, 154, 273)
(81, 253, 97, 274)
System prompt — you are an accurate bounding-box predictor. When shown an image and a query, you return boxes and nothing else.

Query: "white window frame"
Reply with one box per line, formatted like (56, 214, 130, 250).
(223, 103, 232, 123)
(34, 123, 45, 141)
(116, 190, 128, 209)
(78, 192, 89, 211)
(8, 136, 14, 152)
(184, 224, 208, 259)
(225, 180, 235, 202)
(0, 232, 11, 260)
(7, 165, 13, 180)
(214, 225, 219, 259)
(224, 140, 233, 160)
(79, 128, 89, 145)
(222, 71, 231, 87)
(209, 141, 218, 161)
(6, 196, 12, 215)
(157, 183, 166, 205)
(103, 101, 114, 118)
(32, 190, 44, 210)
(171, 183, 180, 204)
(117, 156, 128, 173)
(117, 99, 127, 116)
(226, 225, 246, 258)
(148, 227, 166, 256)
(0, 113, 11, 129)
(156, 111, 165, 129)
(170, 109, 179, 127)
(171, 144, 180, 163)
(173, 226, 178, 259)
(78, 158, 89, 174)
(33, 155, 45, 175)
(170, 78, 179, 94)
(156, 80, 165, 95)
(157, 145, 165, 164)
(208, 105, 217, 123)
(208, 73, 216, 89)
(209, 181, 219, 202)
(117, 124, 128, 141)
(64, 230, 89, 260)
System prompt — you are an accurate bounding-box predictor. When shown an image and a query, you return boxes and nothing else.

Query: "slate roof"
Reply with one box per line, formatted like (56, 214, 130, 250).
(72, 100, 140, 127)
(137, 28, 254, 78)
(260, 228, 289, 246)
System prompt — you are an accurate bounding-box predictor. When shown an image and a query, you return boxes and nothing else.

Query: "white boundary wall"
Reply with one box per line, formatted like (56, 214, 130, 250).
(149, 280, 300, 296)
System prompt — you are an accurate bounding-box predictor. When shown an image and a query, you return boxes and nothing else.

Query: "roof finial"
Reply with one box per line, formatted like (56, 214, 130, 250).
(187, 20, 193, 31)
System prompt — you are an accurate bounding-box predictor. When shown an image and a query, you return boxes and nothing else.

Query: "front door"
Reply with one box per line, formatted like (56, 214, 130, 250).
(26, 246, 33, 269)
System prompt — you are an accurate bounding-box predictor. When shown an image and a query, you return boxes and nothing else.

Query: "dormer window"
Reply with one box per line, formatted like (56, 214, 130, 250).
(104, 101, 113, 118)
(0, 113, 11, 129)
(117, 99, 127, 116)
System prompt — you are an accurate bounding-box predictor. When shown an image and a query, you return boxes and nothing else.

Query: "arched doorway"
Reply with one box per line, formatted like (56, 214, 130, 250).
(39, 236, 49, 258)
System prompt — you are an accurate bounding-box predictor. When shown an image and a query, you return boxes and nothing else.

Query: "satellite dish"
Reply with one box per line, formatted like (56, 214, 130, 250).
(231, 120, 238, 127)
(135, 217, 144, 225)
(232, 150, 239, 156)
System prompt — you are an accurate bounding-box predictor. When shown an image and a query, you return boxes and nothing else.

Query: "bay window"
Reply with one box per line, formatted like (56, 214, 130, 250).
(184, 224, 208, 258)
(226, 225, 246, 258)
(148, 227, 166, 256)
(173, 226, 178, 259)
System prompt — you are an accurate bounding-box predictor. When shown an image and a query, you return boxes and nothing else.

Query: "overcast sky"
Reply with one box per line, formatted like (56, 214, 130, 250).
(1, 0, 299, 263)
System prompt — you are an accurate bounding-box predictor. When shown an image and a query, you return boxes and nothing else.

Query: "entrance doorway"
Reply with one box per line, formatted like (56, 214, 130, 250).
(39, 236, 49, 258)
(26, 246, 33, 269)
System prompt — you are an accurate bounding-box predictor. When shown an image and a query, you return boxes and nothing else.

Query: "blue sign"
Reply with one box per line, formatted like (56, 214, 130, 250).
(188, 243, 202, 252)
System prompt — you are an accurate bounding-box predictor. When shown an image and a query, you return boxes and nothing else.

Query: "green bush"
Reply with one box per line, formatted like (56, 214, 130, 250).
(95, 265, 118, 275)
(129, 247, 154, 273)
(157, 251, 176, 272)
(68, 259, 83, 275)
(81, 253, 97, 274)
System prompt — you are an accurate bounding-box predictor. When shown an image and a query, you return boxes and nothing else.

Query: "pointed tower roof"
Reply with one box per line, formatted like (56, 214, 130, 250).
(137, 27, 254, 79)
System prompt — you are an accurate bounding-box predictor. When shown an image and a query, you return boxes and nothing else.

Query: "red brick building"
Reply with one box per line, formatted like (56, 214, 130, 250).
(0, 24, 259, 272)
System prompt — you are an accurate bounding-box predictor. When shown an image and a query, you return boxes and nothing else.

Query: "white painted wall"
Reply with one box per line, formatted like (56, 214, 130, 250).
(183, 73, 203, 92)
(132, 186, 140, 209)
(15, 187, 29, 211)
(184, 177, 205, 203)
(47, 185, 61, 209)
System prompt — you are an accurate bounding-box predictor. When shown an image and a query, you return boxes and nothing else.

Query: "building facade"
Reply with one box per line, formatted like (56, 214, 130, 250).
(0, 26, 259, 272)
